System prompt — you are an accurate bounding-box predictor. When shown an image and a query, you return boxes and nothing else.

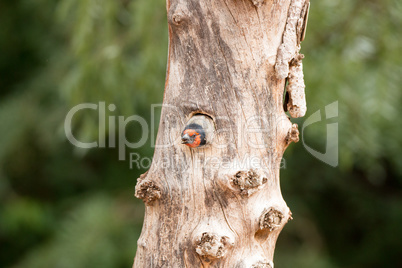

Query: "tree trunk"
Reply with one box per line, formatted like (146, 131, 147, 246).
(134, 0, 309, 267)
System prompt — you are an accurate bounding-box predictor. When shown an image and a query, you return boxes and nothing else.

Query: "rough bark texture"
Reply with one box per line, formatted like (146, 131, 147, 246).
(134, 0, 309, 267)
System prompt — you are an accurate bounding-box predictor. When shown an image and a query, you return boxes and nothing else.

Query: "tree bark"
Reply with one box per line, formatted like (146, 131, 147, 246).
(134, 0, 309, 267)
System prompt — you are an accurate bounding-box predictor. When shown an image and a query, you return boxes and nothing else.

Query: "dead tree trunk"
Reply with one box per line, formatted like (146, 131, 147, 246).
(134, 0, 309, 267)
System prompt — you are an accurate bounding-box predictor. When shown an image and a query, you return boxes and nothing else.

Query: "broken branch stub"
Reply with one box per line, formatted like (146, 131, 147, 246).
(135, 173, 161, 205)
(231, 169, 268, 196)
(276, 0, 309, 118)
(286, 123, 300, 144)
(260, 208, 285, 232)
(286, 59, 306, 118)
(195, 233, 232, 260)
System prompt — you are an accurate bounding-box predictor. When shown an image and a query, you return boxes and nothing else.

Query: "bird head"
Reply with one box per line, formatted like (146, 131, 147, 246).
(181, 123, 206, 148)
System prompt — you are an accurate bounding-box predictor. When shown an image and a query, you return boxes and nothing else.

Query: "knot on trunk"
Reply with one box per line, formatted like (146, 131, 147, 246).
(251, 0, 265, 7)
(286, 123, 299, 144)
(232, 169, 268, 196)
(168, 4, 189, 27)
(252, 260, 274, 268)
(288, 210, 294, 222)
(170, 12, 187, 26)
(195, 233, 232, 260)
(259, 208, 285, 231)
(135, 173, 161, 205)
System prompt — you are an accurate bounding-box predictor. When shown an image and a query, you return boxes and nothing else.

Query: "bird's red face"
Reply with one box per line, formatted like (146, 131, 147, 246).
(181, 128, 202, 148)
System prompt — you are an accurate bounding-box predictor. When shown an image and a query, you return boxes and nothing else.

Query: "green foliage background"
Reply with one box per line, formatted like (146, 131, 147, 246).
(0, 0, 401, 267)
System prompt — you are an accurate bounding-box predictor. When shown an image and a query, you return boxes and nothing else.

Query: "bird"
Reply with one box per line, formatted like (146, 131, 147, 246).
(181, 123, 206, 148)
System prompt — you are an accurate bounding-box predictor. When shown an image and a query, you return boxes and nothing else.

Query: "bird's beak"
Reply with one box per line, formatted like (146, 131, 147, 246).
(181, 133, 191, 144)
